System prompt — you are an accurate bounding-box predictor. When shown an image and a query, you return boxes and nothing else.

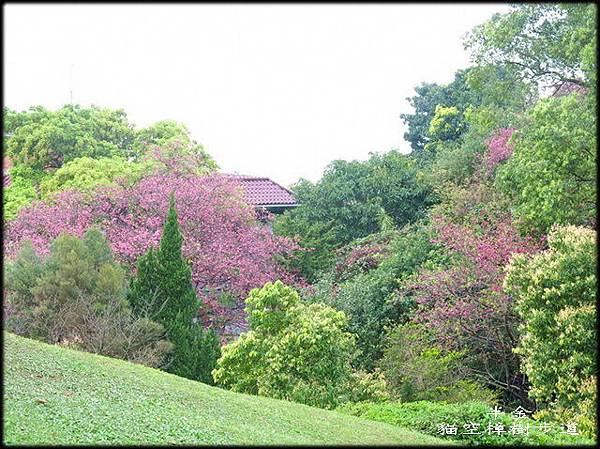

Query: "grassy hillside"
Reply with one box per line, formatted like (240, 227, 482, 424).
(3, 333, 448, 445)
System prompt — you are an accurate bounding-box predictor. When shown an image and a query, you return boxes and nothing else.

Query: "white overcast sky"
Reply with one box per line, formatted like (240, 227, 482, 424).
(4, 3, 510, 186)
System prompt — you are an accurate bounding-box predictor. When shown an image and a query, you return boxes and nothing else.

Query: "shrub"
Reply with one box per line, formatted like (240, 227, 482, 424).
(337, 400, 594, 445)
(4, 229, 172, 368)
(212, 281, 356, 409)
(342, 370, 390, 404)
(504, 225, 597, 439)
(127, 195, 220, 383)
(379, 323, 498, 405)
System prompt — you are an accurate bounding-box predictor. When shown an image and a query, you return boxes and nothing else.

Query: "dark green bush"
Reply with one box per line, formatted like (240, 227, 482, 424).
(337, 400, 594, 446)
(127, 194, 220, 383)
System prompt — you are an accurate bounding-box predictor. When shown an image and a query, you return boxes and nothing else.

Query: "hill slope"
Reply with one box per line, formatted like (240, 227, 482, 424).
(3, 333, 447, 445)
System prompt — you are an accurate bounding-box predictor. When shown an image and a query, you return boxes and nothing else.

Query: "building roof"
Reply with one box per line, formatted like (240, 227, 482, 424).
(225, 174, 298, 207)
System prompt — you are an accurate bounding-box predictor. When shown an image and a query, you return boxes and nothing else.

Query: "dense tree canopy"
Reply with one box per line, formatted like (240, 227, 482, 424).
(4, 105, 136, 171)
(400, 65, 533, 169)
(3, 165, 43, 220)
(405, 184, 542, 405)
(465, 3, 597, 90)
(1, 3, 596, 437)
(400, 69, 480, 155)
(274, 150, 433, 280)
(38, 156, 145, 199)
(496, 92, 596, 235)
(3, 106, 218, 220)
(212, 281, 356, 409)
(132, 119, 218, 172)
(309, 225, 441, 371)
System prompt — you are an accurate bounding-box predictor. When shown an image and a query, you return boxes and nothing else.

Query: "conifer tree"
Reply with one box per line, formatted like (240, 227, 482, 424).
(128, 193, 220, 382)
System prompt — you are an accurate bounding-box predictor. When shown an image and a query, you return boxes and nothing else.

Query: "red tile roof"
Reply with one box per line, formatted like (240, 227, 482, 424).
(225, 174, 298, 207)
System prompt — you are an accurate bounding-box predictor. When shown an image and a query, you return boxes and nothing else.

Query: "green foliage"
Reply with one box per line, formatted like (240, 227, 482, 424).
(2, 108, 218, 220)
(212, 281, 356, 409)
(418, 140, 475, 193)
(504, 225, 597, 438)
(497, 94, 596, 235)
(465, 65, 537, 111)
(402, 66, 533, 175)
(419, 95, 527, 194)
(134, 120, 192, 147)
(379, 323, 498, 405)
(166, 319, 221, 385)
(271, 213, 339, 283)
(4, 333, 447, 445)
(427, 105, 465, 143)
(5, 104, 136, 171)
(311, 269, 396, 371)
(39, 156, 146, 199)
(3, 165, 45, 220)
(3, 106, 33, 138)
(338, 400, 594, 445)
(465, 3, 597, 90)
(274, 151, 432, 279)
(4, 229, 172, 367)
(342, 370, 390, 404)
(127, 195, 220, 383)
(309, 224, 443, 371)
(400, 69, 481, 155)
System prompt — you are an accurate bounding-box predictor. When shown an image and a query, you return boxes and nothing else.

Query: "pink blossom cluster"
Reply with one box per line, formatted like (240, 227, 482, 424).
(4, 172, 301, 334)
(409, 210, 542, 352)
(478, 128, 516, 175)
(430, 213, 540, 280)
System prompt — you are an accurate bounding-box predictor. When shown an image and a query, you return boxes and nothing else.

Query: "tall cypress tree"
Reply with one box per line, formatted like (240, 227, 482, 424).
(128, 193, 220, 383)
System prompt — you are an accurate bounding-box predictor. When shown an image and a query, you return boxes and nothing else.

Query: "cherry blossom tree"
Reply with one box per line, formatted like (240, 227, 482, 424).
(4, 172, 301, 337)
(405, 184, 543, 404)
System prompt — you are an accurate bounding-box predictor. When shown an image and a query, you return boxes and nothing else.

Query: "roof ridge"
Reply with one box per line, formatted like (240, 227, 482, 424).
(265, 178, 295, 196)
(220, 173, 297, 206)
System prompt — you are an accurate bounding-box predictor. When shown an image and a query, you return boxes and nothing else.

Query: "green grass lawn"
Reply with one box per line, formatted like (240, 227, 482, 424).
(3, 332, 449, 445)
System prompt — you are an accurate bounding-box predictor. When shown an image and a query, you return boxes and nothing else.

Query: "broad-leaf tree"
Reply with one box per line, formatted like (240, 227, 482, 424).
(465, 3, 597, 91)
(274, 150, 432, 280)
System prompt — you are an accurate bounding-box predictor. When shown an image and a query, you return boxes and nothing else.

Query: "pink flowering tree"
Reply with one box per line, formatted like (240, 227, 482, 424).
(4, 172, 301, 338)
(405, 181, 543, 404)
(480, 127, 516, 175)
